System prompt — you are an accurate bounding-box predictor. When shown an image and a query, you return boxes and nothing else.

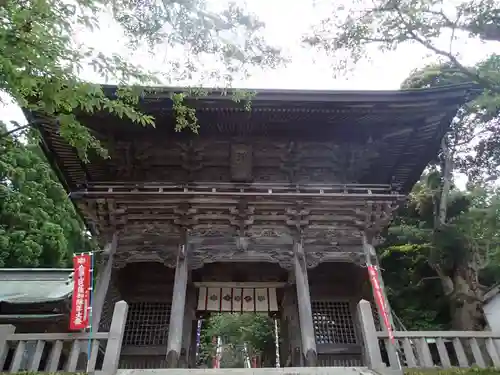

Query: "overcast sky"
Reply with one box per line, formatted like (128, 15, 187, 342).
(2, 0, 498, 128)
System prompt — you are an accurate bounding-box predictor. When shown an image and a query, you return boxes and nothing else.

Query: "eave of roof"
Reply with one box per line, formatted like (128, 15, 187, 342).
(100, 82, 481, 104)
(0, 268, 73, 273)
(0, 268, 73, 304)
(0, 313, 65, 321)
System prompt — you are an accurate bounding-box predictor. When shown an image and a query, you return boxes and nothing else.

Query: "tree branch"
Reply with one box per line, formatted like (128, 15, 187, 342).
(415, 276, 441, 286)
(0, 123, 33, 139)
(429, 262, 455, 296)
(0, 119, 47, 139)
(391, 3, 499, 93)
(454, 127, 491, 147)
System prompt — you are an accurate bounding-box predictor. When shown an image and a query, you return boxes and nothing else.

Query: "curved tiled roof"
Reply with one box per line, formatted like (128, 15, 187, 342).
(26, 83, 479, 195)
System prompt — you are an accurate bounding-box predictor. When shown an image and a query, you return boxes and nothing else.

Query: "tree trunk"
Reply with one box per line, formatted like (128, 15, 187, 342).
(438, 138, 453, 226)
(433, 138, 486, 331)
(449, 267, 485, 330)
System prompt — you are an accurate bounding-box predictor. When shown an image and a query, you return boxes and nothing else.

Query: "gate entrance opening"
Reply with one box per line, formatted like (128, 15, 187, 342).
(194, 282, 280, 369)
(196, 312, 279, 369)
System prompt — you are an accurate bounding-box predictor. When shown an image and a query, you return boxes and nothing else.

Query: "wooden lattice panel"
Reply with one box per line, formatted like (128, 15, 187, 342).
(123, 302, 171, 346)
(312, 301, 357, 345)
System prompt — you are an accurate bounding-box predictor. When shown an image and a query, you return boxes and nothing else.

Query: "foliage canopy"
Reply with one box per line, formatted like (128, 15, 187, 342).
(198, 313, 275, 368)
(0, 125, 94, 267)
(1, 0, 283, 158)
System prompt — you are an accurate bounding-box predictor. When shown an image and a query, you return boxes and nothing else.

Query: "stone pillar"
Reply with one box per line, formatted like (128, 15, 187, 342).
(293, 240, 317, 367)
(102, 301, 129, 374)
(166, 243, 189, 368)
(357, 300, 385, 370)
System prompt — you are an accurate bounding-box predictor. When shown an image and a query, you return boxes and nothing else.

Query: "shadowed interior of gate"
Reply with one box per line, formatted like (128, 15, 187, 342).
(98, 261, 379, 369)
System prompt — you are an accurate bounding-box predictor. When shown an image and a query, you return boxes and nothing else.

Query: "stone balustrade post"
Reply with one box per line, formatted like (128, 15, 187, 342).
(102, 300, 128, 374)
(357, 299, 385, 371)
(0, 325, 15, 370)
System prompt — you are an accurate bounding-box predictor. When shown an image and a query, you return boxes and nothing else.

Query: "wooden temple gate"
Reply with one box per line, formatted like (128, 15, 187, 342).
(29, 84, 475, 369)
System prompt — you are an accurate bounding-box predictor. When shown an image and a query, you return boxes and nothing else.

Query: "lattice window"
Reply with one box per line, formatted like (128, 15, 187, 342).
(312, 301, 357, 345)
(123, 302, 171, 346)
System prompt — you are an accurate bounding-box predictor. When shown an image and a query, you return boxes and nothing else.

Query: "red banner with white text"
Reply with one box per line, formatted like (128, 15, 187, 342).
(367, 265, 394, 341)
(69, 254, 91, 331)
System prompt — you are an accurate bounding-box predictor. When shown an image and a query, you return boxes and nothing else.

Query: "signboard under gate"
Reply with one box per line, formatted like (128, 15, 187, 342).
(197, 285, 279, 312)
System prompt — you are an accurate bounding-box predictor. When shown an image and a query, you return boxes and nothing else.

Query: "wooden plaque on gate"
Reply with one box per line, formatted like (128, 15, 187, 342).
(230, 144, 253, 182)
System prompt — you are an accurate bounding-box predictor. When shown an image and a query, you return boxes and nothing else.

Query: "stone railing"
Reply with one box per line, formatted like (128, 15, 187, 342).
(357, 300, 500, 371)
(0, 301, 128, 373)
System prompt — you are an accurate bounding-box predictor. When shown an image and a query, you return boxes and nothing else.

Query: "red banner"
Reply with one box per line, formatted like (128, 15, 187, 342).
(70, 254, 91, 331)
(367, 265, 394, 341)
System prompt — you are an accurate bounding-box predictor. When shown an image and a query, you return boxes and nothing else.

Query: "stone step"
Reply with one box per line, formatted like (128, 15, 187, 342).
(115, 367, 376, 375)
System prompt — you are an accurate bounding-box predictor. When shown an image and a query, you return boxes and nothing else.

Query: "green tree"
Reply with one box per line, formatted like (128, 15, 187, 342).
(380, 174, 500, 330)
(304, 0, 500, 94)
(376, 62, 500, 330)
(199, 313, 275, 368)
(0, 124, 94, 267)
(1, 0, 283, 159)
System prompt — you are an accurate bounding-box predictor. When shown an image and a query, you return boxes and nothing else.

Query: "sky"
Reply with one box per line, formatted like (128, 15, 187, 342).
(2, 0, 498, 123)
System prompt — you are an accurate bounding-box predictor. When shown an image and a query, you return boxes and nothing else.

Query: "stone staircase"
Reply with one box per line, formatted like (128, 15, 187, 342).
(115, 367, 377, 375)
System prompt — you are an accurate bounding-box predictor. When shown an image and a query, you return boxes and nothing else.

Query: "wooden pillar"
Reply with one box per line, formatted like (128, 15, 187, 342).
(180, 287, 196, 367)
(166, 243, 189, 368)
(188, 319, 199, 368)
(79, 233, 118, 365)
(92, 232, 118, 331)
(281, 285, 302, 367)
(293, 240, 317, 367)
(363, 235, 402, 370)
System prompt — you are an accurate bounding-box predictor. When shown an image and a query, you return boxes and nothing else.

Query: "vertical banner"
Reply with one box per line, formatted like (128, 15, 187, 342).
(70, 254, 91, 331)
(367, 265, 394, 341)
